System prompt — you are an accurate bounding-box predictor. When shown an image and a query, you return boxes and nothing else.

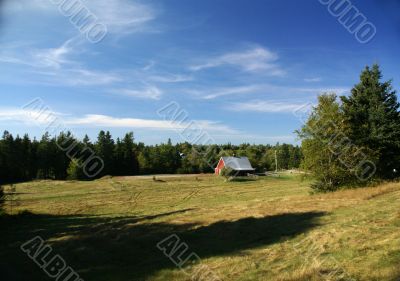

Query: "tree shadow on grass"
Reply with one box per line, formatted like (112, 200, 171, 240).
(392, 270, 400, 281)
(228, 177, 257, 182)
(1, 210, 326, 281)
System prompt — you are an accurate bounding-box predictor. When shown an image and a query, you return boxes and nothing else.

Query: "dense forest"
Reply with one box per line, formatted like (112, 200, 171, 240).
(0, 130, 302, 183)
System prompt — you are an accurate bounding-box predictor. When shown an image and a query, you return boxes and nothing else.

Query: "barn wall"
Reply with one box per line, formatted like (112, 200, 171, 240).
(215, 159, 225, 175)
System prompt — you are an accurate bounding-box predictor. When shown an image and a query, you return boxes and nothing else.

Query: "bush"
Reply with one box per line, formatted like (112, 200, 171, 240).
(0, 185, 4, 215)
(220, 167, 235, 180)
(67, 159, 86, 180)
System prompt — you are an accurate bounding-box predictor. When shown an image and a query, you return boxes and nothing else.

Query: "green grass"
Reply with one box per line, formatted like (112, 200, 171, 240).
(1, 174, 400, 281)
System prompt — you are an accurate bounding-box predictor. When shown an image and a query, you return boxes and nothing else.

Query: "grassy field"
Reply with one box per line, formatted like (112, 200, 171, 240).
(1, 174, 400, 281)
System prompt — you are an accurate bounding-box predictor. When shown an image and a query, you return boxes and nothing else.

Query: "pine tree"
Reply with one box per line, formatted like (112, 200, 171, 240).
(95, 131, 115, 176)
(341, 64, 400, 179)
(121, 132, 138, 175)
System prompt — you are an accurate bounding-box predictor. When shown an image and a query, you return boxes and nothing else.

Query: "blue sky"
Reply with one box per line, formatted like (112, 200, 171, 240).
(1, 0, 399, 144)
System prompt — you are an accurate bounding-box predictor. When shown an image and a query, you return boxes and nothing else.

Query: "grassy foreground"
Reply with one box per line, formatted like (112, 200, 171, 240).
(1, 174, 400, 281)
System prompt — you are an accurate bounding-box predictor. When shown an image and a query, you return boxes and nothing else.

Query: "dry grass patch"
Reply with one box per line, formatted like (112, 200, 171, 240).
(1, 175, 399, 281)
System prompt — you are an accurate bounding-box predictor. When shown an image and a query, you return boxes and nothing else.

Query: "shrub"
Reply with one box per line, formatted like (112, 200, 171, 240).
(67, 159, 86, 180)
(220, 167, 235, 180)
(0, 185, 4, 215)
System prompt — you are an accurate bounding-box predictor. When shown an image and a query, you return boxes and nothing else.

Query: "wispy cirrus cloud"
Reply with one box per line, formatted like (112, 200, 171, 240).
(67, 115, 238, 134)
(84, 0, 157, 34)
(0, 36, 194, 93)
(186, 84, 350, 100)
(67, 114, 186, 129)
(190, 46, 285, 75)
(298, 87, 349, 95)
(0, 107, 237, 134)
(0, 107, 71, 127)
(0, 38, 122, 86)
(0, 38, 76, 69)
(148, 74, 193, 83)
(3, 0, 51, 11)
(228, 100, 309, 113)
(110, 86, 163, 100)
(304, 77, 322, 83)
(41, 68, 122, 86)
(5, 0, 158, 35)
(31, 39, 75, 69)
(189, 85, 261, 100)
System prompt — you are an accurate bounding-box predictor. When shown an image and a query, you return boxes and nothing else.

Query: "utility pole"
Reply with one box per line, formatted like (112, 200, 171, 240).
(275, 150, 278, 173)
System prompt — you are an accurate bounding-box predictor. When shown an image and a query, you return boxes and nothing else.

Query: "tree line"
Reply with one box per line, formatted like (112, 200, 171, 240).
(0, 130, 301, 183)
(298, 64, 400, 192)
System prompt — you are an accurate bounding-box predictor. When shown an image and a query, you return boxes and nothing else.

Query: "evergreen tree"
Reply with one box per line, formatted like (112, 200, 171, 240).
(54, 132, 74, 179)
(341, 64, 400, 179)
(95, 131, 115, 176)
(288, 146, 302, 169)
(36, 133, 58, 179)
(113, 137, 124, 175)
(278, 144, 290, 170)
(121, 132, 139, 175)
(138, 146, 153, 174)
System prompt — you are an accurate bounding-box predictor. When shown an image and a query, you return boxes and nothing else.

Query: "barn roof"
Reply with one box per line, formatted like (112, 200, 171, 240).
(221, 156, 255, 171)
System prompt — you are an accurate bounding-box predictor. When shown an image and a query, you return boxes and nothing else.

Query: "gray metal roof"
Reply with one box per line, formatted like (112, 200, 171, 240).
(221, 156, 255, 171)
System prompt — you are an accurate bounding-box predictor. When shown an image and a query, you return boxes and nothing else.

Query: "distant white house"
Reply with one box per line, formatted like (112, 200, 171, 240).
(215, 156, 255, 176)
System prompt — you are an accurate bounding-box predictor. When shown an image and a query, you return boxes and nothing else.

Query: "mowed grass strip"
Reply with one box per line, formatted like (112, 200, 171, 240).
(1, 175, 399, 281)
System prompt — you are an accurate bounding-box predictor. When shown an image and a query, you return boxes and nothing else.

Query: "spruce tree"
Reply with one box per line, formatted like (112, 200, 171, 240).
(341, 64, 400, 179)
(95, 131, 115, 176)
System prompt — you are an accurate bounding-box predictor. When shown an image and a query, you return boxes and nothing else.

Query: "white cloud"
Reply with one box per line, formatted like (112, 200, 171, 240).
(0, 39, 75, 69)
(142, 60, 156, 71)
(0, 38, 90, 72)
(111, 86, 163, 100)
(32, 39, 75, 69)
(0, 108, 238, 134)
(66, 115, 237, 134)
(228, 100, 309, 113)
(186, 84, 349, 100)
(298, 87, 349, 95)
(148, 74, 193, 83)
(0, 108, 62, 126)
(5, 0, 157, 35)
(47, 68, 122, 86)
(193, 121, 239, 134)
(190, 46, 285, 75)
(66, 114, 183, 129)
(4, 0, 51, 11)
(304, 77, 322, 83)
(212, 133, 296, 144)
(190, 85, 261, 100)
(0, 38, 122, 86)
(83, 0, 157, 34)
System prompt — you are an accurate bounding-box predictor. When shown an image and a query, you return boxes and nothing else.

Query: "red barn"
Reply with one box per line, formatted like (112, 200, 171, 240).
(215, 156, 255, 176)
